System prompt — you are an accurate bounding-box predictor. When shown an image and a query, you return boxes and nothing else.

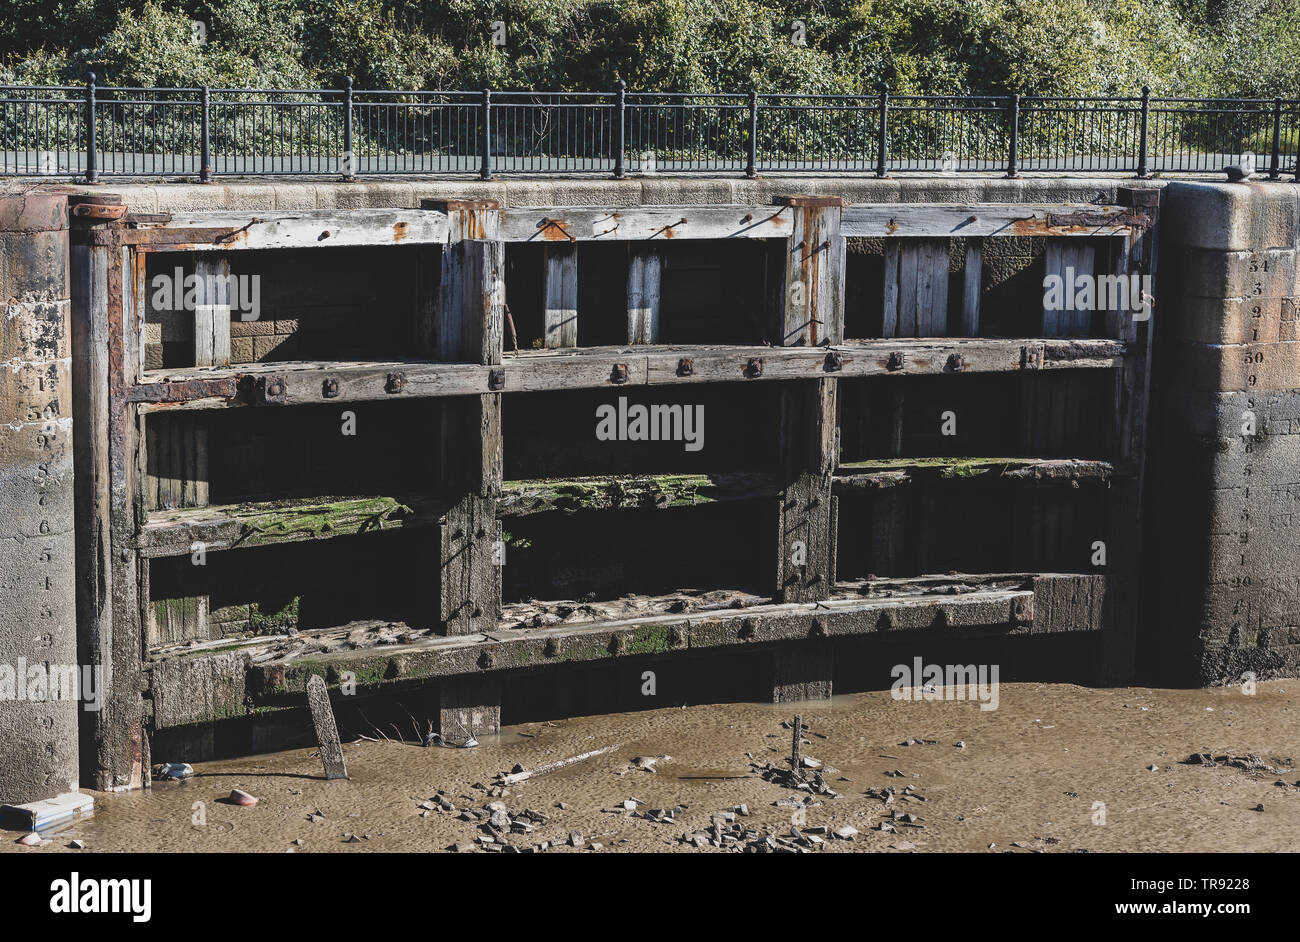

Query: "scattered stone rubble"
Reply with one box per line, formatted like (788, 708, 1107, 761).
(1182, 753, 1295, 775)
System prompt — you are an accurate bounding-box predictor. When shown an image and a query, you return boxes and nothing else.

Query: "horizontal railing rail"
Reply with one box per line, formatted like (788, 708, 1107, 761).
(2, 79, 1297, 180)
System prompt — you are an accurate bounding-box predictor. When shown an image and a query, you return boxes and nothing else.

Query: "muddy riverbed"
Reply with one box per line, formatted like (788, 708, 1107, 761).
(6, 681, 1298, 853)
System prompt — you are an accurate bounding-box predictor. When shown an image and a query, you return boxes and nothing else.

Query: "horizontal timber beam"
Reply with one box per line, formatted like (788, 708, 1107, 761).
(147, 573, 1106, 727)
(833, 457, 1115, 491)
(130, 338, 1126, 411)
(841, 203, 1148, 239)
(124, 209, 453, 251)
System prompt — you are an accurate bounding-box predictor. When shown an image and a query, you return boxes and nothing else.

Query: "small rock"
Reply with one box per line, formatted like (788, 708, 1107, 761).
(450, 842, 477, 853)
(229, 788, 257, 806)
(833, 825, 859, 841)
(568, 831, 585, 848)
(16, 832, 41, 846)
(67, 839, 85, 849)
(1146, 765, 1158, 772)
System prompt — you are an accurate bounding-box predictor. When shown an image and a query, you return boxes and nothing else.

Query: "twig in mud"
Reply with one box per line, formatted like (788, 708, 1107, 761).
(355, 707, 392, 744)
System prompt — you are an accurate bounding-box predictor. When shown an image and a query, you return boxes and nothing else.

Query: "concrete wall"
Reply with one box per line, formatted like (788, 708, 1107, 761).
(0, 191, 79, 803)
(1149, 182, 1300, 684)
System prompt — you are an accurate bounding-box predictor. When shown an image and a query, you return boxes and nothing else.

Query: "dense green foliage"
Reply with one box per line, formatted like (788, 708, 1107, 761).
(1, 0, 1297, 98)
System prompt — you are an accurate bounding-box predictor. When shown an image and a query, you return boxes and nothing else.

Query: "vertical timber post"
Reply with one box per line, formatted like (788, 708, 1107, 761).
(423, 198, 504, 735)
(1102, 185, 1160, 684)
(772, 196, 844, 703)
(70, 193, 147, 790)
(0, 191, 79, 803)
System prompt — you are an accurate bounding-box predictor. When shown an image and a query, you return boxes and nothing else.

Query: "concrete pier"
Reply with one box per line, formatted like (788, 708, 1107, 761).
(0, 191, 78, 803)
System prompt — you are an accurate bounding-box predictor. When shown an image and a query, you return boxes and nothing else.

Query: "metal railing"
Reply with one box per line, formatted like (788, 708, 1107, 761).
(2, 78, 1297, 180)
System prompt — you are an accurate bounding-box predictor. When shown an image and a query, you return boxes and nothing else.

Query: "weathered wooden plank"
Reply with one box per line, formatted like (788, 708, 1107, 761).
(498, 471, 781, 517)
(237, 576, 1082, 707)
(882, 241, 900, 337)
(884, 240, 949, 337)
(440, 495, 501, 635)
(127, 209, 451, 251)
(499, 205, 796, 243)
(132, 337, 1128, 411)
(961, 240, 982, 336)
(842, 203, 1145, 239)
(306, 674, 349, 780)
(137, 494, 431, 558)
(543, 242, 579, 348)
(1043, 240, 1096, 337)
(777, 198, 844, 346)
(834, 457, 1115, 490)
(193, 254, 230, 367)
(627, 245, 662, 344)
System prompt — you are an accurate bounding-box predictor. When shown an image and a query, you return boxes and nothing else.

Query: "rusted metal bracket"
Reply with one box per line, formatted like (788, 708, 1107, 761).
(126, 377, 239, 404)
(240, 374, 287, 405)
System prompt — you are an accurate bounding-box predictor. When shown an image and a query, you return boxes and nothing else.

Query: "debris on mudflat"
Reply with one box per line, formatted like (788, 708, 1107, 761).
(449, 800, 569, 853)
(493, 743, 623, 786)
(153, 762, 194, 780)
(1182, 753, 1295, 775)
(899, 738, 938, 746)
(629, 754, 671, 773)
(673, 810, 841, 853)
(228, 789, 257, 807)
(753, 759, 841, 797)
(424, 731, 478, 748)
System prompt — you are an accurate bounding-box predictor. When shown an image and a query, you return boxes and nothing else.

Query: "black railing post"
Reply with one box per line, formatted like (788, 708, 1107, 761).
(480, 87, 492, 180)
(1137, 85, 1150, 179)
(200, 85, 213, 183)
(1005, 93, 1021, 178)
(84, 73, 98, 184)
(1270, 96, 1283, 180)
(876, 82, 889, 178)
(746, 89, 759, 178)
(341, 77, 356, 180)
(613, 80, 626, 179)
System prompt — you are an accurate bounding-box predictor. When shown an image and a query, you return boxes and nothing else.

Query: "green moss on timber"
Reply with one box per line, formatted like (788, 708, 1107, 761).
(235, 497, 413, 547)
(623, 625, 676, 656)
(838, 457, 1026, 479)
(500, 473, 721, 514)
(249, 596, 300, 634)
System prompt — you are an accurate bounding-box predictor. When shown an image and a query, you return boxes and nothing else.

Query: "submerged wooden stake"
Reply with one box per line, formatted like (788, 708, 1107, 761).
(307, 674, 349, 780)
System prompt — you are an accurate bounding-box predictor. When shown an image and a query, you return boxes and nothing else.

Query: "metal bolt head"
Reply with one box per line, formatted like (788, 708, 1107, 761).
(610, 363, 629, 384)
(824, 350, 843, 372)
(945, 353, 967, 373)
(488, 367, 506, 391)
(744, 357, 764, 379)
(322, 378, 340, 398)
(887, 351, 905, 371)
(385, 371, 406, 394)
(677, 357, 694, 377)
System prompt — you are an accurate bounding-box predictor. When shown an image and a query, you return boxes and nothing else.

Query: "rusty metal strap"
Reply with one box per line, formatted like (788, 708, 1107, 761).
(127, 378, 239, 403)
(118, 227, 244, 247)
(1043, 210, 1151, 231)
